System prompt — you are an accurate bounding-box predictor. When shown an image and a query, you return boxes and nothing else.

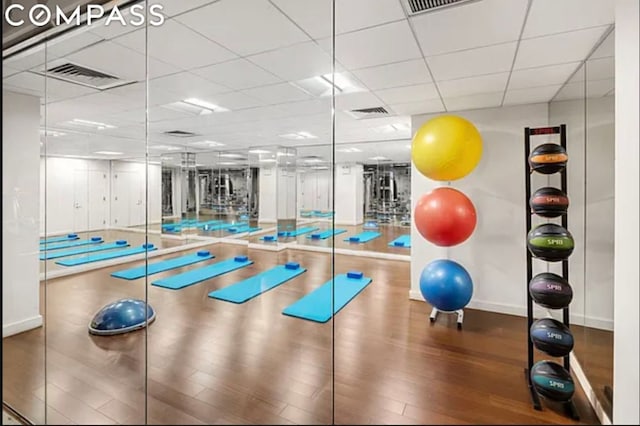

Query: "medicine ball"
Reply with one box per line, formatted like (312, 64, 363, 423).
(530, 318, 574, 357)
(530, 187, 569, 218)
(530, 360, 575, 402)
(529, 143, 567, 174)
(529, 272, 573, 309)
(527, 223, 574, 262)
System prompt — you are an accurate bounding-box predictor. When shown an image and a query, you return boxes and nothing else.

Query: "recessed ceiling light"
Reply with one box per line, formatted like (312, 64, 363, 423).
(70, 118, 116, 130)
(219, 161, 238, 165)
(293, 73, 362, 97)
(94, 151, 123, 155)
(190, 140, 225, 147)
(149, 145, 183, 151)
(303, 158, 323, 163)
(277, 151, 296, 156)
(259, 158, 277, 163)
(249, 149, 271, 154)
(183, 98, 228, 112)
(40, 129, 66, 137)
(220, 153, 245, 158)
(279, 131, 317, 140)
(311, 166, 329, 170)
(163, 98, 230, 116)
(369, 156, 388, 161)
(337, 147, 362, 153)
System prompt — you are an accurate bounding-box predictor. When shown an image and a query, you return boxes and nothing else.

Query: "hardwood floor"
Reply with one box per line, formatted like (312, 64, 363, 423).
(4, 242, 603, 424)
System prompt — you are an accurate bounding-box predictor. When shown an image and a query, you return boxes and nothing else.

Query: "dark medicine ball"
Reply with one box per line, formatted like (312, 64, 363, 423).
(527, 223, 574, 262)
(529, 143, 568, 174)
(529, 272, 573, 309)
(530, 360, 575, 402)
(530, 187, 569, 218)
(530, 318, 574, 357)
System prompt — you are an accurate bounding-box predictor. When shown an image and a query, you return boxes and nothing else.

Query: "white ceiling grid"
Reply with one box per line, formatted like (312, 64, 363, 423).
(2, 0, 615, 161)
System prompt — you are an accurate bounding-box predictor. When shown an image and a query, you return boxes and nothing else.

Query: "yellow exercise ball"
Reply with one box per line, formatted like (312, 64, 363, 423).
(412, 115, 483, 181)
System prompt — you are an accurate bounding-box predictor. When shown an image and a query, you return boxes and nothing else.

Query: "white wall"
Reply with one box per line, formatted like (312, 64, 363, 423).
(40, 157, 110, 235)
(277, 166, 297, 220)
(258, 167, 277, 223)
(410, 103, 561, 320)
(335, 163, 364, 225)
(614, 1, 639, 423)
(298, 169, 332, 215)
(3, 91, 42, 337)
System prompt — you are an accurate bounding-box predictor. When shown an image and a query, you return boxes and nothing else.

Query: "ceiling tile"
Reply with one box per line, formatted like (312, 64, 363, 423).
(270, 0, 332, 39)
(586, 57, 615, 81)
(444, 92, 504, 112)
(503, 85, 562, 105)
(112, 20, 237, 70)
(3, 71, 98, 102)
(192, 58, 281, 90)
(412, 0, 528, 56)
(248, 41, 334, 81)
(554, 81, 587, 101)
(149, 72, 232, 100)
(241, 83, 310, 105)
(437, 73, 509, 98)
(375, 83, 440, 105)
(331, 21, 422, 70)
(388, 99, 445, 116)
(590, 30, 614, 59)
(514, 26, 609, 70)
(508, 62, 580, 89)
(586, 79, 615, 98)
(46, 30, 105, 60)
(275, 98, 333, 117)
(201, 91, 264, 110)
(351, 59, 431, 91)
(175, 0, 311, 56)
(3, 65, 20, 78)
(523, 0, 614, 39)
(427, 42, 517, 81)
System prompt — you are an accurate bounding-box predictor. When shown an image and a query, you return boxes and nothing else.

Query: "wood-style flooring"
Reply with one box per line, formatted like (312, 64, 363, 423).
(4, 241, 603, 425)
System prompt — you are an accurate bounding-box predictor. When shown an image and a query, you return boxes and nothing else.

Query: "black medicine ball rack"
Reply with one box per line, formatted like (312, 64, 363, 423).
(524, 124, 578, 420)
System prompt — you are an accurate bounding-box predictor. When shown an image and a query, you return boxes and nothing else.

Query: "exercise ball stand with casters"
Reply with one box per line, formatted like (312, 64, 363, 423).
(429, 307, 464, 329)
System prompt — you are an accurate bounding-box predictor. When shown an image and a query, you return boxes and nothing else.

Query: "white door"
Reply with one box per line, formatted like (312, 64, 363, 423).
(73, 170, 88, 231)
(88, 170, 108, 230)
(112, 171, 130, 227)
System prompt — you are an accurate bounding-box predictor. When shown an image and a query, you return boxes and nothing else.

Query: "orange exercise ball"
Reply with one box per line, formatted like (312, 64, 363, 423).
(414, 187, 477, 247)
(412, 115, 483, 181)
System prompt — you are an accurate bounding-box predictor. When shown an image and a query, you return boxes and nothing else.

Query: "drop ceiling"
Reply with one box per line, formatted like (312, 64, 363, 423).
(3, 0, 615, 163)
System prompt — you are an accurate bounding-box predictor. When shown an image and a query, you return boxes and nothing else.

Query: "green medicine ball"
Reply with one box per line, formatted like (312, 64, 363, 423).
(527, 223, 574, 262)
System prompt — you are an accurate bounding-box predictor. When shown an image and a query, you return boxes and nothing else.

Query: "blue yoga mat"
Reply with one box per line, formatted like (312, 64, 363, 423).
(111, 250, 215, 280)
(201, 222, 247, 232)
(282, 271, 372, 323)
(344, 231, 381, 243)
(208, 262, 306, 303)
(40, 234, 79, 244)
(40, 237, 103, 251)
(388, 235, 411, 248)
(152, 256, 253, 290)
(259, 235, 278, 242)
(307, 229, 347, 240)
(278, 226, 319, 238)
(227, 225, 261, 234)
(40, 241, 129, 260)
(56, 244, 157, 267)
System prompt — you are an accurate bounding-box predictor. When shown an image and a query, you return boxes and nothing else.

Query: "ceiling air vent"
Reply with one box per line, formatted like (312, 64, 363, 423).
(405, 0, 477, 15)
(36, 60, 133, 90)
(163, 130, 198, 138)
(346, 107, 390, 120)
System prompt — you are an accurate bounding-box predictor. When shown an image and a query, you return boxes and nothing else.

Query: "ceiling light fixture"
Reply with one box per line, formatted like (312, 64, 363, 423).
(94, 151, 123, 155)
(249, 149, 271, 154)
(189, 140, 225, 147)
(279, 131, 318, 140)
(337, 147, 362, 153)
(259, 158, 277, 163)
(149, 145, 183, 151)
(369, 156, 389, 161)
(219, 153, 245, 158)
(71, 118, 116, 130)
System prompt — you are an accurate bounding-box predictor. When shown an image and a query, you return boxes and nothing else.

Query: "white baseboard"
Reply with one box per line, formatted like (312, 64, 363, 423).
(218, 238, 249, 246)
(408, 290, 613, 330)
(570, 352, 612, 425)
(289, 243, 410, 262)
(3, 315, 43, 337)
(248, 242, 287, 251)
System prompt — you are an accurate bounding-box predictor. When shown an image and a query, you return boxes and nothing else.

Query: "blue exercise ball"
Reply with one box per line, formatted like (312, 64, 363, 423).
(419, 259, 473, 312)
(89, 298, 155, 336)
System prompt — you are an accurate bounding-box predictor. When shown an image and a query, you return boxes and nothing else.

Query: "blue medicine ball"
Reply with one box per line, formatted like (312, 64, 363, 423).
(420, 259, 473, 312)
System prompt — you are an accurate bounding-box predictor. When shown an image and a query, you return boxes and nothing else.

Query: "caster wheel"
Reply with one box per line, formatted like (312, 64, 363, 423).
(457, 323, 462, 330)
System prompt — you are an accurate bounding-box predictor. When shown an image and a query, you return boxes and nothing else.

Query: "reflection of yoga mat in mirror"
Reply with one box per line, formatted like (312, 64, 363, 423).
(282, 272, 372, 323)
(307, 229, 347, 240)
(40, 236, 103, 251)
(260, 235, 278, 242)
(344, 231, 381, 243)
(40, 240, 130, 260)
(111, 251, 215, 280)
(277, 227, 319, 238)
(40, 234, 79, 244)
(209, 262, 306, 303)
(388, 235, 411, 248)
(152, 256, 253, 290)
(56, 244, 158, 267)
(227, 225, 262, 234)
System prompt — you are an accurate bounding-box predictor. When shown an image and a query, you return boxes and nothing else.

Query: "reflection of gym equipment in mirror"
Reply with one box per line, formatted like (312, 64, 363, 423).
(363, 163, 411, 226)
(197, 167, 255, 218)
(162, 169, 173, 216)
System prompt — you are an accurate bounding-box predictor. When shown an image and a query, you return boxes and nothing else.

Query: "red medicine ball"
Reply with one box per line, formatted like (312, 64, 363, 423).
(414, 187, 477, 247)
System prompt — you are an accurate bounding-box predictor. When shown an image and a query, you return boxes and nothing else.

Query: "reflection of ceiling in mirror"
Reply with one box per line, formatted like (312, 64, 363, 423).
(7, 0, 614, 160)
